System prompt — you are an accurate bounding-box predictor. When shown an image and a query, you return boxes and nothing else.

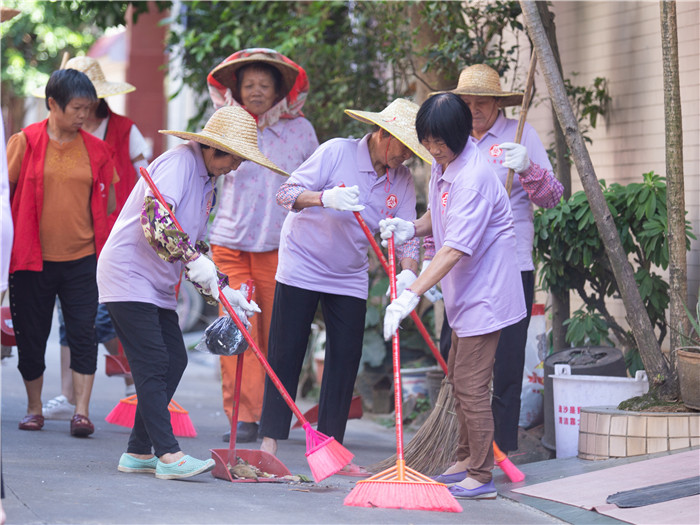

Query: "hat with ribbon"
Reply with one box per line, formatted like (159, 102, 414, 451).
(444, 64, 523, 107)
(344, 98, 432, 164)
(159, 106, 289, 177)
(208, 48, 299, 105)
(33, 56, 136, 98)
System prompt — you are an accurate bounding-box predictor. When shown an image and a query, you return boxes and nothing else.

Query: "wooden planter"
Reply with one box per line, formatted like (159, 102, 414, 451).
(677, 349, 700, 410)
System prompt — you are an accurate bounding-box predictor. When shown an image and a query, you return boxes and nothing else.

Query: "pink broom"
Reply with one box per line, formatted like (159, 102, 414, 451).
(344, 235, 462, 512)
(105, 396, 197, 438)
(140, 167, 352, 482)
(356, 210, 525, 483)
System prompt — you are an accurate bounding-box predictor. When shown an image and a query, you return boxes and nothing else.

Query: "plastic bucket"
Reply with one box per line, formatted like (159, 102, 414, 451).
(551, 364, 649, 458)
(400, 366, 439, 399)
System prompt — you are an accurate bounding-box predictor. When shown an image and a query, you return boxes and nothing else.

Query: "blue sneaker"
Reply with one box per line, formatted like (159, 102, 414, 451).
(155, 455, 215, 480)
(449, 479, 497, 499)
(118, 453, 158, 474)
(431, 470, 468, 485)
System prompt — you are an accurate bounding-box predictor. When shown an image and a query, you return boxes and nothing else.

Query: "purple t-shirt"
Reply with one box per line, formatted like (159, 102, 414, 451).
(430, 139, 526, 337)
(475, 113, 555, 271)
(97, 142, 215, 310)
(276, 134, 417, 300)
(209, 117, 318, 252)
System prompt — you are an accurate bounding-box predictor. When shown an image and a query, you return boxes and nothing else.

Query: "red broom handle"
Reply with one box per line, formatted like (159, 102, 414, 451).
(388, 235, 405, 461)
(139, 167, 309, 424)
(351, 209, 448, 374)
(228, 280, 254, 452)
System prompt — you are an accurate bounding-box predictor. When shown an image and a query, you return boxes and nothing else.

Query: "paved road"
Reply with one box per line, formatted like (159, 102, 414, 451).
(0, 311, 560, 524)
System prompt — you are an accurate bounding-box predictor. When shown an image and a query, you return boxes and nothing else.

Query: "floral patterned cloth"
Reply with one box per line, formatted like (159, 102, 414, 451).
(141, 196, 228, 304)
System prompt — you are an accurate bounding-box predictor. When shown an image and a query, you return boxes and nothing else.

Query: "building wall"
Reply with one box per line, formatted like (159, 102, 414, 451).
(525, 1, 700, 324)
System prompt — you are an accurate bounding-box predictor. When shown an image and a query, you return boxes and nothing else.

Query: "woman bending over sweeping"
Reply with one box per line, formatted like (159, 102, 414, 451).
(259, 99, 430, 475)
(381, 93, 526, 499)
(97, 106, 286, 480)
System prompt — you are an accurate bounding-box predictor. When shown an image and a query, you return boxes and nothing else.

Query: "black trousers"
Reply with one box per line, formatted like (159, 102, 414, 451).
(259, 282, 366, 444)
(106, 302, 187, 457)
(440, 270, 534, 453)
(9, 255, 98, 381)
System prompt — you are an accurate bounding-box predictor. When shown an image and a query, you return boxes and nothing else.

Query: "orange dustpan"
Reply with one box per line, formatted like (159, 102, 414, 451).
(210, 280, 291, 482)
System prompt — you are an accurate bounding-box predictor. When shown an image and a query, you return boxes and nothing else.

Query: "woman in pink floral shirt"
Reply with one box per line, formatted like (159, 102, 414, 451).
(206, 48, 319, 443)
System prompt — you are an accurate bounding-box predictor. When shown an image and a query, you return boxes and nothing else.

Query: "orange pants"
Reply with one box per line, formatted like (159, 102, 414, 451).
(211, 245, 278, 424)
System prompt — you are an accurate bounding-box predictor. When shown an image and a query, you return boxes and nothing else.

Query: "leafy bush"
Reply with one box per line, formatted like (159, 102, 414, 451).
(534, 171, 695, 357)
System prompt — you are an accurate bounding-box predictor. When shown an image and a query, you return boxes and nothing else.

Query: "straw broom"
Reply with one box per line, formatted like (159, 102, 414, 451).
(344, 236, 461, 512)
(140, 167, 352, 482)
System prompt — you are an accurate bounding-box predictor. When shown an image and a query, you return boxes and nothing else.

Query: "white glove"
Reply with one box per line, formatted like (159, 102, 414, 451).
(386, 268, 417, 298)
(420, 260, 443, 303)
(221, 286, 261, 327)
(499, 142, 531, 173)
(321, 185, 365, 212)
(383, 289, 420, 340)
(185, 255, 220, 301)
(379, 217, 415, 247)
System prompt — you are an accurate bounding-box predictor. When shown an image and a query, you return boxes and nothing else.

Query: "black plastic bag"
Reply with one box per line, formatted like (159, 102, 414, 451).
(197, 315, 248, 356)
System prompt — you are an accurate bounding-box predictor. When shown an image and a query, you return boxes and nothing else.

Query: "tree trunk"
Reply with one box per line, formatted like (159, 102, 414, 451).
(660, 1, 689, 361)
(536, 1, 570, 352)
(520, 1, 678, 399)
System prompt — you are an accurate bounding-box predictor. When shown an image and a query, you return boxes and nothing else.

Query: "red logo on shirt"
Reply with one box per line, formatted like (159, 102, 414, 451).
(441, 192, 449, 207)
(489, 144, 502, 157)
(386, 194, 398, 209)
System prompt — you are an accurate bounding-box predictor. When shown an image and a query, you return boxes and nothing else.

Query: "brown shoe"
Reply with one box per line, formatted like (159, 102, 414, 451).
(19, 414, 44, 431)
(70, 414, 94, 437)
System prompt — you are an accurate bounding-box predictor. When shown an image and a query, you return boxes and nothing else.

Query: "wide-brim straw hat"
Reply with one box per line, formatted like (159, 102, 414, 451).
(1, 7, 21, 22)
(159, 106, 289, 177)
(209, 52, 299, 103)
(33, 56, 136, 99)
(442, 64, 523, 107)
(344, 98, 432, 164)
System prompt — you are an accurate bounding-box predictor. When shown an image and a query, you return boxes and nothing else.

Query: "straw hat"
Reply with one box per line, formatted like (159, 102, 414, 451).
(344, 98, 432, 164)
(159, 106, 289, 177)
(33, 56, 136, 98)
(1, 7, 21, 22)
(445, 64, 523, 107)
(209, 52, 299, 103)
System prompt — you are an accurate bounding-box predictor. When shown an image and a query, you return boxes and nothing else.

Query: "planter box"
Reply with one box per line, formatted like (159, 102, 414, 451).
(578, 406, 700, 460)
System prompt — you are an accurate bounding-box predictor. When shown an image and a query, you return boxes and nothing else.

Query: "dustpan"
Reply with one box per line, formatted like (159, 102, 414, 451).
(210, 280, 291, 482)
(105, 342, 132, 377)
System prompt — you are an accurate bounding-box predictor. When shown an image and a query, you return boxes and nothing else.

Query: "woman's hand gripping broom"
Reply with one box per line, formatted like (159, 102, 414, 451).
(343, 235, 462, 513)
(140, 167, 353, 482)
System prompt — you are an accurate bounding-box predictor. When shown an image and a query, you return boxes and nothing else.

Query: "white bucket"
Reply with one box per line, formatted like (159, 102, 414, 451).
(400, 366, 439, 399)
(551, 364, 649, 458)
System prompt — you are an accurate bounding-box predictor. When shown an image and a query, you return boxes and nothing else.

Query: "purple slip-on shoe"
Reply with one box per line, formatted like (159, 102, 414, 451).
(448, 479, 497, 499)
(431, 470, 468, 484)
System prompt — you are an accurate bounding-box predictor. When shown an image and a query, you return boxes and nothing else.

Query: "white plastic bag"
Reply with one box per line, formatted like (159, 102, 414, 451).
(518, 304, 546, 428)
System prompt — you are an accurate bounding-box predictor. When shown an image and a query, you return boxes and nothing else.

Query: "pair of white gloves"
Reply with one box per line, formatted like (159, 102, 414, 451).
(185, 255, 261, 323)
(378, 218, 440, 341)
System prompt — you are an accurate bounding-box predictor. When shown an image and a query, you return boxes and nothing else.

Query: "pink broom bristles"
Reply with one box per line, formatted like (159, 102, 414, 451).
(304, 423, 354, 482)
(105, 395, 198, 438)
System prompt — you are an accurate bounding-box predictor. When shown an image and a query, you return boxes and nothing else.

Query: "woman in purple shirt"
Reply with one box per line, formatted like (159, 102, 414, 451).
(259, 99, 429, 472)
(381, 93, 526, 499)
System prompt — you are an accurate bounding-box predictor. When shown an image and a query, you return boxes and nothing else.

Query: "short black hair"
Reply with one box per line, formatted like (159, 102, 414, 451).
(235, 62, 284, 100)
(45, 69, 97, 111)
(200, 143, 233, 158)
(95, 98, 110, 119)
(415, 93, 473, 156)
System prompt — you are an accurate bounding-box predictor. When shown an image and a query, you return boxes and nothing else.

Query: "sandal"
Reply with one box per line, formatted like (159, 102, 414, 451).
(19, 413, 45, 431)
(70, 413, 95, 437)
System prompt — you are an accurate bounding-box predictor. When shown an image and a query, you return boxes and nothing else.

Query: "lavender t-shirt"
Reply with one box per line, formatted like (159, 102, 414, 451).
(430, 139, 526, 337)
(209, 117, 318, 252)
(475, 113, 554, 271)
(97, 142, 215, 310)
(276, 135, 417, 300)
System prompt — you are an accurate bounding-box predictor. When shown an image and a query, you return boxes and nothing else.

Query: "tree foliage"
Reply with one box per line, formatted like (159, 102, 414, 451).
(534, 171, 695, 366)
